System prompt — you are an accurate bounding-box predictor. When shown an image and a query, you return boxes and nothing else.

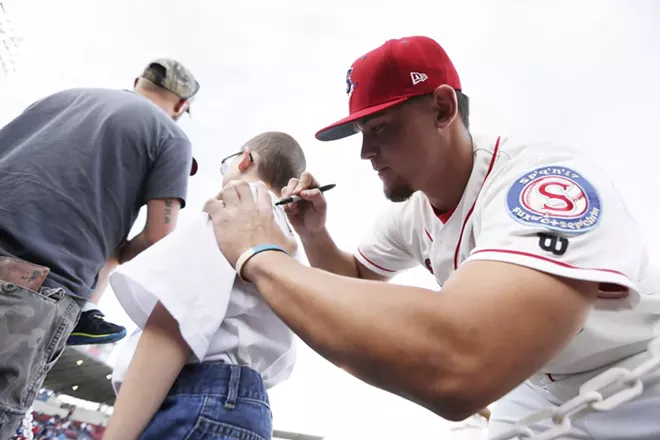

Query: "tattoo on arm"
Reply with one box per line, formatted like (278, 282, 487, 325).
(164, 200, 173, 225)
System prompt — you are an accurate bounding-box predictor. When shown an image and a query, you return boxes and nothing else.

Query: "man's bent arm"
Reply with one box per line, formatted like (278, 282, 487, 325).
(301, 227, 388, 281)
(119, 198, 181, 264)
(242, 253, 598, 420)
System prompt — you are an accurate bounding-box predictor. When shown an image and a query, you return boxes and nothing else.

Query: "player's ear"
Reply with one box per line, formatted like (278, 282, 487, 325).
(431, 85, 458, 130)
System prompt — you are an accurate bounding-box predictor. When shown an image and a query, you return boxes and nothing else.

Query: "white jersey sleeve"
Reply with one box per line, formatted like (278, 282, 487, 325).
(466, 156, 645, 301)
(354, 202, 420, 277)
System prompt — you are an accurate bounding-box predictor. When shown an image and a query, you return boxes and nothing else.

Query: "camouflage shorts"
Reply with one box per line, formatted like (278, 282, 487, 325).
(0, 276, 81, 438)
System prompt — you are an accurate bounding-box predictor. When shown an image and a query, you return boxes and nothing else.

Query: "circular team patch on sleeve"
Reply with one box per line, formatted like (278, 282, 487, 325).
(506, 166, 602, 233)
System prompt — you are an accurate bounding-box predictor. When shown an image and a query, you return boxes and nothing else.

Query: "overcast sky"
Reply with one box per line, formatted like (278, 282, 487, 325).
(2, 0, 660, 438)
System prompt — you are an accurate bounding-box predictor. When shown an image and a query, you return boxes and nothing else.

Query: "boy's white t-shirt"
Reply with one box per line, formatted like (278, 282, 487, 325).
(109, 183, 302, 392)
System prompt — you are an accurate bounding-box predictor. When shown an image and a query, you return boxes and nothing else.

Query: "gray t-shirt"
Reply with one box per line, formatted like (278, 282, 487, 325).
(0, 88, 192, 300)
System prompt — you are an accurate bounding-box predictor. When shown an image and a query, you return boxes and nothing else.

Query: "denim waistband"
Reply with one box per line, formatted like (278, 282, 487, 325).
(170, 361, 269, 407)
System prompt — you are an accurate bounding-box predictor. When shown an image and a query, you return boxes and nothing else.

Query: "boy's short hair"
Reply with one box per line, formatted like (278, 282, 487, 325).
(244, 131, 307, 190)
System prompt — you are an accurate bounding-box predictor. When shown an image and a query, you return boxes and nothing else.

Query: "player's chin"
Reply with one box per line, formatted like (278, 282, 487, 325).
(383, 181, 415, 203)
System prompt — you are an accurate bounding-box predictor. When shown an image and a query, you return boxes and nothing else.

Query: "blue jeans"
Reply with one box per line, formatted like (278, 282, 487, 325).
(140, 362, 272, 440)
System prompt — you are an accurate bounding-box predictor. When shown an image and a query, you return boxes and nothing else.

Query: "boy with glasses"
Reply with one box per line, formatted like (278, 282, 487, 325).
(104, 131, 306, 440)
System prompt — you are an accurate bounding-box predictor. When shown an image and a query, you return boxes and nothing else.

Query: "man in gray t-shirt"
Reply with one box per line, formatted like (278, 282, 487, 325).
(0, 58, 199, 437)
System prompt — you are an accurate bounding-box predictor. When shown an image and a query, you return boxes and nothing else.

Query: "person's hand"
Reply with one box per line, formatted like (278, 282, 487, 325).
(280, 171, 328, 238)
(203, 180, 290, 267)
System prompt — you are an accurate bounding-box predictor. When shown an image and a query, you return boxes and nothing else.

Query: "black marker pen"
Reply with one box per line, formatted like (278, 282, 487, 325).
(275, 184, 336, 206)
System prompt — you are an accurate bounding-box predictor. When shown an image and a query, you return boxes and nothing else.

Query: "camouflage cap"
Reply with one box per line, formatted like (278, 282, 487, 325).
(140, 58, 200, 102)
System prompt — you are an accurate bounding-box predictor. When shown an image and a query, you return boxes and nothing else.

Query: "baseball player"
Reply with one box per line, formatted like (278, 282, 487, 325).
(203, 36, 660, 439)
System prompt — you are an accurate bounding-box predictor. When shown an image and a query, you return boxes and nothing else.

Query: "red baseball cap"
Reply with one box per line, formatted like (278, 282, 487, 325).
(315, 36, 462, 142)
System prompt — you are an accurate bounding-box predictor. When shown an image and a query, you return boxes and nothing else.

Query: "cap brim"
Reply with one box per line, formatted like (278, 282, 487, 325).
(315, 97, 410, 142)
(190, 158, 198, 176)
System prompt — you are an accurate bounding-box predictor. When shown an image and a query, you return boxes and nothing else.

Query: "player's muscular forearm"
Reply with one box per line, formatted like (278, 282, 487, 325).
(242, 253, 596, 421)
(243, 251, 470, 419)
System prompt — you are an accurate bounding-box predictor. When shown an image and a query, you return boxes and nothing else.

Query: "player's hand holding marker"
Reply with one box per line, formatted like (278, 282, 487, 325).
(204, 175, 335, 281)
(280, 171, 330, 239)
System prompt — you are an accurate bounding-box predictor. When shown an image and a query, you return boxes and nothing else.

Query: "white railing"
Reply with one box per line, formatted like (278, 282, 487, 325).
(490, 337, 660, 440)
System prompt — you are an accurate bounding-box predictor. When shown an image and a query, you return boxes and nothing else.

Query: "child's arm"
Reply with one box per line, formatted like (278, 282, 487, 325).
(103, 301, 190, 440)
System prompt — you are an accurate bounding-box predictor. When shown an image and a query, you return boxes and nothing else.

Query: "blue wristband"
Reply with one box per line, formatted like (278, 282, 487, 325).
(235, 244, 288, 282)
(252, 244, 287, 255)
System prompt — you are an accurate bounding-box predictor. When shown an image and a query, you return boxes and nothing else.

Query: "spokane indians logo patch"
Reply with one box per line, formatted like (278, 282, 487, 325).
(506, 166, 602, 233)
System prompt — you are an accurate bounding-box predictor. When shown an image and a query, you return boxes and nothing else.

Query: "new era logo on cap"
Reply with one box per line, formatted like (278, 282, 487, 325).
(315, 36, 462, 142)
(410, 72, 428, 85)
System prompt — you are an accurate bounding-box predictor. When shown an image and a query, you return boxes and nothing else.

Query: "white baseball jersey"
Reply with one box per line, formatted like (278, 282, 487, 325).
(355, 135, 660, 374)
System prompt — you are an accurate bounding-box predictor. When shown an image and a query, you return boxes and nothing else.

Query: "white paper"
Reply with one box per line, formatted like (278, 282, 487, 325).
(110, 211, 236, 362)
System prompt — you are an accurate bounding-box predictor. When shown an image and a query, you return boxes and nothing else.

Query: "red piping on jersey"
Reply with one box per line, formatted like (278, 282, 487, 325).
(357, 248, 397, 273)
(427, 202, 457, 242)
(453, 136, 501, 270)
(470, 249, 629, 278)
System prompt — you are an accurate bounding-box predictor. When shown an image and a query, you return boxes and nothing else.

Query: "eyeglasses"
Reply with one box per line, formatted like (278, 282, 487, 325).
(220, 150, 253, 175)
